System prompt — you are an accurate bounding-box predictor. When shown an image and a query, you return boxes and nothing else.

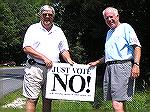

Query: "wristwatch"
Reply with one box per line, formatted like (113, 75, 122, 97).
(134, 62, 140, 66)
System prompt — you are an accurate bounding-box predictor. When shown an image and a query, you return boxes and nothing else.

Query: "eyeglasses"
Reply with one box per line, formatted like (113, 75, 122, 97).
(42, 13, 53, 18)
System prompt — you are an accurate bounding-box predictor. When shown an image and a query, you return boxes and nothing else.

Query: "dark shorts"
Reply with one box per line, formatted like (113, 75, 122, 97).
(103, 61, 135, 101)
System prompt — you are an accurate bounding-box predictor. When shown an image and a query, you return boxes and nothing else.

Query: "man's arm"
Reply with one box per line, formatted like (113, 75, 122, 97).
(61, 50, 74, 65)
(133, 45, 141, 66)
(23, 46, 45, 60)
(23, 46, 53, 68)
(88, 56, 105, 67)
(131, 45, 141, 78)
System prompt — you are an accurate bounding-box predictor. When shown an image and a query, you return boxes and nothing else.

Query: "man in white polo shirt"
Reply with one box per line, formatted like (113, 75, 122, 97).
(23, 5, 74, 112)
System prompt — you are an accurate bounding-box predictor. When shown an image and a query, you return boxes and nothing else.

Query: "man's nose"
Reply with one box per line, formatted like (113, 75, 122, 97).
(107, 17, 111, 21)
(45, 14, 50, 17)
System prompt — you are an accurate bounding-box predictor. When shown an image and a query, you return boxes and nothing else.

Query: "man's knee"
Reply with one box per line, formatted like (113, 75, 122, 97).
(26, 98, 38, 105)
(25, 98, 38, 112)
(112, 100, 125, 112)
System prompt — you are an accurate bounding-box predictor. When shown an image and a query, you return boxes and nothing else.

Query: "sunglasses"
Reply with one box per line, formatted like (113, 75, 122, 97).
(42, 13, 53, 18)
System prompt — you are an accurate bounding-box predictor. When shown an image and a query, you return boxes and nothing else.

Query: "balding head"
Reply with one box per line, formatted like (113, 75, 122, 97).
(102, 7, 119, 17)
(39, 5, 55, 17)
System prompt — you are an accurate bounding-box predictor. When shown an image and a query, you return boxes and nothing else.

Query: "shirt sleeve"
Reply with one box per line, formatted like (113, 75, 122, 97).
(58, 29, 69, 53)
(23, 25, 40, 49)
(125, 24, 141, 47)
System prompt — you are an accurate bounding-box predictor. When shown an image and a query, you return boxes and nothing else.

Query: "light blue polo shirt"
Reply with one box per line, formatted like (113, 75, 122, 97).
(105, 23, 141, 62)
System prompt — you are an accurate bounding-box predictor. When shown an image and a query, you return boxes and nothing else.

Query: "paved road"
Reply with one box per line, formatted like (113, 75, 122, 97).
(0, 67, 25, 75)
(0, 67, 25, 98)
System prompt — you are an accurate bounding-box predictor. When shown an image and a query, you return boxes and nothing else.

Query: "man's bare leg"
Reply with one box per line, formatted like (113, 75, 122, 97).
(25, 98, 38, 112)
(112, 100, 126, 112)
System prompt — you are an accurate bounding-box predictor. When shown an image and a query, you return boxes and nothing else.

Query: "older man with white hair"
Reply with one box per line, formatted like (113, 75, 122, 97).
(22, 5, 74, 112)
(88, 7, 141, 112)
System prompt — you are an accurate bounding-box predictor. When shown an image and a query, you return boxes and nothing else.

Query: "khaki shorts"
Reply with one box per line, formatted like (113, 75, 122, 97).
(103, 61, 135, 101)
(23, 62, 48, 99)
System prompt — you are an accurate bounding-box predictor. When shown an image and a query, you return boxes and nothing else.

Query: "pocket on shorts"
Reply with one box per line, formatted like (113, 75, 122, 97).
(25, 66, 43, 81)
(117, 62, 132, 78)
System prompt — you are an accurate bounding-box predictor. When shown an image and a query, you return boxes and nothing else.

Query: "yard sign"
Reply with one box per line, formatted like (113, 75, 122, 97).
(45, 63, 96, 101)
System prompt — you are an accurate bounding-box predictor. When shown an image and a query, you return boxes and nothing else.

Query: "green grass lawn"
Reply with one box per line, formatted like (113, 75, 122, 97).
(0, 88, 148, 112)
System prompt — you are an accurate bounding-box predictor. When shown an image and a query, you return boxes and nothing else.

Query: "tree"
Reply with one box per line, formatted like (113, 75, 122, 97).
(1, 0, 150, 89)
(0, 0, 51, 64)
(60, 0, 106, 63)
(60, 0, 150, 90)
(0, 2, 20, 62)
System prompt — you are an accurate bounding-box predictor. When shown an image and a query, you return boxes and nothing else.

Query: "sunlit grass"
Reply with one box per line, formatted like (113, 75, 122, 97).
(0, 88, 148, 112)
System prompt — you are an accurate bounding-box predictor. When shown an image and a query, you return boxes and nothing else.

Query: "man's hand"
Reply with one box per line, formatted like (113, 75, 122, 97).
(43, 57, 53, 68)
(67, 59, 75, 66)
(88, 61, 98, 67)
(88, 57, 104, 67)
(61, 50, 75, 66)
(24, 46, 53, 68)
(131, 64, 140, 79)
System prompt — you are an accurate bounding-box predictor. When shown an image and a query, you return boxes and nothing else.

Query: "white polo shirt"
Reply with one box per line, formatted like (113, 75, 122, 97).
(23, 22, 69, 63)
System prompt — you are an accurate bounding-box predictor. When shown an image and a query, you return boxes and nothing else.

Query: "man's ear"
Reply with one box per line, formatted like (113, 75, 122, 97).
(116, 14, 119, 20)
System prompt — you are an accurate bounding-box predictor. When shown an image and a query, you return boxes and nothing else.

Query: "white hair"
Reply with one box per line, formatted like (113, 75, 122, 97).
(39, 5, 55, 16)
(102, 7, 119, 16)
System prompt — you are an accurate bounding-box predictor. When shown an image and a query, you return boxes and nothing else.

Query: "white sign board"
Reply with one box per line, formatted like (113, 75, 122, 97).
(45, 63, 96, 101)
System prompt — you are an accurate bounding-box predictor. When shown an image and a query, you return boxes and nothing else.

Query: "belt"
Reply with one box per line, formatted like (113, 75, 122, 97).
(28, 59, 46, 66)
(106, 60, 131, 65)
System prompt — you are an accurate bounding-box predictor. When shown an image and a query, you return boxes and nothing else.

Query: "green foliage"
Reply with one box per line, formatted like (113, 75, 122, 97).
(0, 0, 150, 87)
(0, 0, 45, 63)
(0, 89, 148, 111)
(60, 0, 106, 63)
(0, 2, 18, 48)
